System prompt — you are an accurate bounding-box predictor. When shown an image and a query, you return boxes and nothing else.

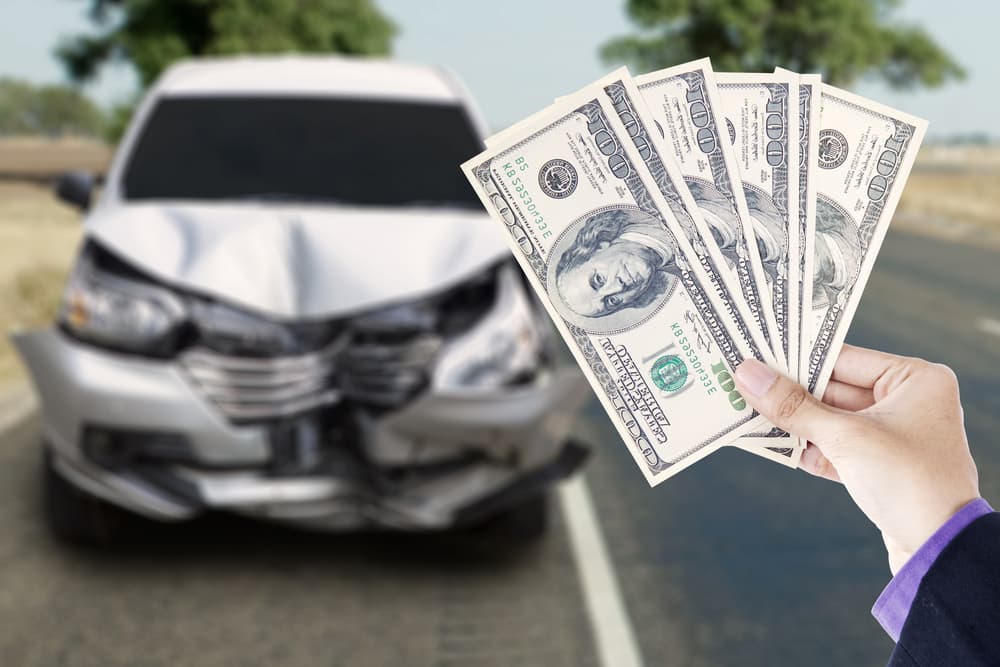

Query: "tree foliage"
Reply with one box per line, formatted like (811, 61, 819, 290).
(0, 79, 106, 137)
(602, 0, 964, 89)
(57, 0, 396, 89)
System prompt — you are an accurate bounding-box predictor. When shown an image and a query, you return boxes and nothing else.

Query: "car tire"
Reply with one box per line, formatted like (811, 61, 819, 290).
(43, 449, 136, 547)
(476, 493, 549, 543)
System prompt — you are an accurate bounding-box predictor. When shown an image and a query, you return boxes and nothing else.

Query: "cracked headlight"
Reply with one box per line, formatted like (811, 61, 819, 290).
(432, 264, 549, 391)
(59, 247, 187, 356)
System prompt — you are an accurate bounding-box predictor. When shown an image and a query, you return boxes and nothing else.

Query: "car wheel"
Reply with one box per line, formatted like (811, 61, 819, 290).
(43, 449, 136, 546)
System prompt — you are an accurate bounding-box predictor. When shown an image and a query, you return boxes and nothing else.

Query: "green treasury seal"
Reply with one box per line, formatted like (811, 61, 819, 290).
(650, 354, 688, 392)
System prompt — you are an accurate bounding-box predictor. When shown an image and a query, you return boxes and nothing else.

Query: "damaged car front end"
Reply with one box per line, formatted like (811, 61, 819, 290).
(16, 242, 588, 540)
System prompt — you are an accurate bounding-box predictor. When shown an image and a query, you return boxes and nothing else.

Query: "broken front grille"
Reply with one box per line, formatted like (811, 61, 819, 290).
(181, 333, 444, 422)
(181, 264, 502, 422)
(180, 341, 342, 422)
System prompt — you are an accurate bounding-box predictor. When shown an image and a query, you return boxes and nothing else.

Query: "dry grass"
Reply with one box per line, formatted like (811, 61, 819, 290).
(0, 181, 83, 387)
(917, 144, 1000, 169)
(0, 138, 106, 387)
(0, 136, 111, 179)
(898, 166, 1000, 231)
(898, 146, 1000, 233)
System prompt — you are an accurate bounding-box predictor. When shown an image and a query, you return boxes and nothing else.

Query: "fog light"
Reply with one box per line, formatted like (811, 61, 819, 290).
(81, 425, 193, 470)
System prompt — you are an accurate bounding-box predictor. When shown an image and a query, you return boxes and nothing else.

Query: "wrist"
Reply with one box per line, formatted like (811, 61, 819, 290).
(884, 536, 912, 576)
(873, 498, 994, 642)
(884, 495, 983, 574)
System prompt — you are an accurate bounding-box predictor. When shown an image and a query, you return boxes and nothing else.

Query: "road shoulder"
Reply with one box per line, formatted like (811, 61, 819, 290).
(0, 383, 36, 434)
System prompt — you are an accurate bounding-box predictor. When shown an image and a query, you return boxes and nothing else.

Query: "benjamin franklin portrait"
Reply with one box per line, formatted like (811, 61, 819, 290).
(548, 207, 683, 333)
(813, 197, 862, 310)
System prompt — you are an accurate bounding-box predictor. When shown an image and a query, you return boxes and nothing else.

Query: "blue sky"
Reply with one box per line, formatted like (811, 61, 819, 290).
(0, 0, 993, 138)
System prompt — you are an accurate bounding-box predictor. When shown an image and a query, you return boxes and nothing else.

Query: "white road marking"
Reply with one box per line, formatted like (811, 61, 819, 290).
(558, 475, 644, 667)
(977, 318, 1000, 338)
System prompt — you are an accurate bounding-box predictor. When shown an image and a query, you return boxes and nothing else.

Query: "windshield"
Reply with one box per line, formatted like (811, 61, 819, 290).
(121, 96, 484, 207)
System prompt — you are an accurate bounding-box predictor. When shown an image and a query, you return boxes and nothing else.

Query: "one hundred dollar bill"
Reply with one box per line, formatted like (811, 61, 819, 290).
(737, 71, 823, 455)
(716, 71, 800, 378)
(713, 71, 802, 463)
(636, 59, 784, 367)
(801, 85, 927, 397)
(788, 72, 822, 392)
(462, 72, 769, 484)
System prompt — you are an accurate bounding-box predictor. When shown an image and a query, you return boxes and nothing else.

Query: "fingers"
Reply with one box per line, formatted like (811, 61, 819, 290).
(831, 344, 907, 389)
(799, 443, 842, 483)
(735, 358, 848, 443)
(822, 380, 875, 412)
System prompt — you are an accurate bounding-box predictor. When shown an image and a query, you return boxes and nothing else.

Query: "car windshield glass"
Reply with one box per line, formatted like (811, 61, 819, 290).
(121, 96, 484, 207)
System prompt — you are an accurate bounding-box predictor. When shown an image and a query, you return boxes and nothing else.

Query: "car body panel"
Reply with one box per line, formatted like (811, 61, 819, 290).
(156, 56, 468, 103)
(85, 203, 510, 320)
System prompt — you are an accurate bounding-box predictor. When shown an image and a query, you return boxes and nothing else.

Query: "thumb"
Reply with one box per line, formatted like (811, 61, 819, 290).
(734, 359, 846, 443)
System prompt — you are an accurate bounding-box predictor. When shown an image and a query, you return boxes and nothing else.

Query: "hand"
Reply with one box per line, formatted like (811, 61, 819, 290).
(735, 345, 981, 574)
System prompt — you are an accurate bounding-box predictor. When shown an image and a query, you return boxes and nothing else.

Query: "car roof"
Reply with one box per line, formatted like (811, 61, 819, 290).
(155, 55, 464, 103)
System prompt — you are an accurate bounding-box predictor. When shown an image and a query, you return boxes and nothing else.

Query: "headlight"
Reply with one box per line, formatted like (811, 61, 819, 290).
(59, 249, 187, 356)
(432, 264, 549, 391)
(188, 300, 305, 355)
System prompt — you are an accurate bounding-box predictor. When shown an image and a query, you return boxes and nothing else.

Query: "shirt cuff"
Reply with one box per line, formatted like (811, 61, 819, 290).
(871, 498, 994, 642)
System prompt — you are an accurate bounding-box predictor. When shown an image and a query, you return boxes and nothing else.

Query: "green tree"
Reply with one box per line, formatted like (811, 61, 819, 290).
(0, 79, 106, 137)
(57, 0, 396, 138)
(602, 0, 964, 88)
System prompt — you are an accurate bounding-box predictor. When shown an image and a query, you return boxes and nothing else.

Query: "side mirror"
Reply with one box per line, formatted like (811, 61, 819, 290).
(55, 171, 95, 211)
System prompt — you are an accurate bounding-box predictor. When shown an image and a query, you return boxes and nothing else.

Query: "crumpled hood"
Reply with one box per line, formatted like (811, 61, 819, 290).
(85, 202, 509, 319)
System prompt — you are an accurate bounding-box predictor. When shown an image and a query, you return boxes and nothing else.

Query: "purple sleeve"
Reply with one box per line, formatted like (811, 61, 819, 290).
(871, 498, 995, 642)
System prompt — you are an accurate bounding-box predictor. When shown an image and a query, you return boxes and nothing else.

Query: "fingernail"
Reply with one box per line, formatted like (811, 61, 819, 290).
(735, 359, 778, 397)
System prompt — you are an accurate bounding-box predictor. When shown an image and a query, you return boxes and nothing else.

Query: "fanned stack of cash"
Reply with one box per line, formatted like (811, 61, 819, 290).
(461, 59, 927, 485)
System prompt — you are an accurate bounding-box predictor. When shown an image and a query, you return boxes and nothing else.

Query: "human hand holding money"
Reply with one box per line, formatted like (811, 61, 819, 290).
(735, 346, 980, 574)
(462, 58, 927, 484)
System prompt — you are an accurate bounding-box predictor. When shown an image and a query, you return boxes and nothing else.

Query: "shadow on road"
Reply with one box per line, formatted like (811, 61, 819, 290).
(55, 510, 547, 575)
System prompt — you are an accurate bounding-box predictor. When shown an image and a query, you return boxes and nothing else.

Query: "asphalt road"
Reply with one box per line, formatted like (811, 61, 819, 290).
(1, 228, 998, 666)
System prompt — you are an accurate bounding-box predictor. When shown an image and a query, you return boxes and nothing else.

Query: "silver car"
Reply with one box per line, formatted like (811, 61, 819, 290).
(14, 56, 589, 544)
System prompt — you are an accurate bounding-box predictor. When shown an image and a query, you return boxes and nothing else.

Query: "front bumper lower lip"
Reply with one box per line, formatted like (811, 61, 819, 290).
(46, 438, 588, 530)
(144, 438, 587, 529)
